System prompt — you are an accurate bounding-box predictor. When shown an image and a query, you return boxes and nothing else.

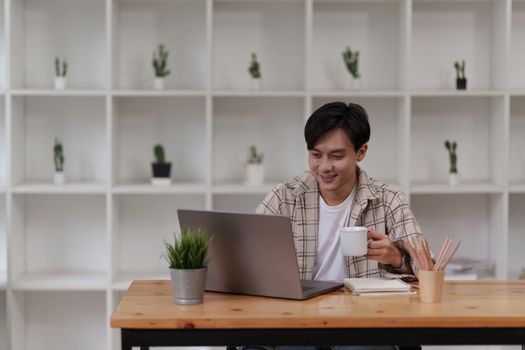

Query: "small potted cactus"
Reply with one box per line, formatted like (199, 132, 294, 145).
(247, 53, 262, 91)
(151, 144, 172, 186)
(54, 57, 68, 90)
(53, 138, 65, 185)
(454, 60, 467, 90)
(342, 47, 361, 89)
(245, 145, 264, 186)
(445, 140, 460, 187)
(152, 44, 170, 90)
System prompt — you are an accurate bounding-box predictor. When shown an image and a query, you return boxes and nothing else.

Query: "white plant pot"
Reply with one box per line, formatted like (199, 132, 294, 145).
(151, 177, 171, 186)
(448, 172, 460, 187)
(54, 77, 67, 90)
(54, 171, 65, 185)
(250, 77, 262, 91)
(154, 77, 165, 90)
(350, 76, 362, 89)
(245, 163, 265, 186)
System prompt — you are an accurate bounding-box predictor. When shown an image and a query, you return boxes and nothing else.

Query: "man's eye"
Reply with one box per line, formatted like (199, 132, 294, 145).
(332, 154, 343, 160)
(312, 153, 321, 158)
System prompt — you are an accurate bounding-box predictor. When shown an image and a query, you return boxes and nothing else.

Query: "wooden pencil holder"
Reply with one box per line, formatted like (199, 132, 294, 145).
(419, 270, 445, 303)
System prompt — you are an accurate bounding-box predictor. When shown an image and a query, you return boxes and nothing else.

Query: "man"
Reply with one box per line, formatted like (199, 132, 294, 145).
(247, 102, 424, 350)
(256, 102, 423, 281)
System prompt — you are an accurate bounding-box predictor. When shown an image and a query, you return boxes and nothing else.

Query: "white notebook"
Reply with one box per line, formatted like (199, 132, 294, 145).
(344, 278, 414, 296)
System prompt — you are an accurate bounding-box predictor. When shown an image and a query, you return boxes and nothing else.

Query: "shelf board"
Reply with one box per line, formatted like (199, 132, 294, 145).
(410, 89, 503, 97)
(0, 271, 6, 290)
(311, 89, 404, 97)
(10, 89, 106, 97)
(212, 182, 278, 194)
(12, 272, 107, 291)
(12, 182, 107, 194)
(112, 89, 206, 97)
(113, 271, 168, 291)
(410, 181, 502, 194)
(113, 182, 207, 194)
(213, 90, 305, 97)
(510, 184, 525, 194)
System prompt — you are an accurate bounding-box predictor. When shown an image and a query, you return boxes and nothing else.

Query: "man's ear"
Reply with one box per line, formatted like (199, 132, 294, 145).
(356, 144, 368, 162)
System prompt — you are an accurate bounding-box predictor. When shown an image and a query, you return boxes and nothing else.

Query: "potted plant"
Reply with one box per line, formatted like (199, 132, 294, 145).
(162, 227, 212, 305)
(248, 52, 262, 91)
(152, 44, 170, 90)
(342, 46, 361, 89)
(454, 60, 467, 90)
(445, 140, 460, 187)
(245, 145, 264, 186)
(54, 57, 68, 90)
(53, 138, 65, 185)
(151, 144, 171, 186)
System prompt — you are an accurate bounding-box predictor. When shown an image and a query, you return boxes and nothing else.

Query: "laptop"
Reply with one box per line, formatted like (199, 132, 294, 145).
(177, 209, 343, 300)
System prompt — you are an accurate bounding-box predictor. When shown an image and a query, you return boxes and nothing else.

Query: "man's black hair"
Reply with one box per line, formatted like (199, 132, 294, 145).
(304, 101, 370, 151)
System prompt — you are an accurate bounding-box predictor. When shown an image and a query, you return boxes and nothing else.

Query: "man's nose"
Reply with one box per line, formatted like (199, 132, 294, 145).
(318, 157, 333, 171)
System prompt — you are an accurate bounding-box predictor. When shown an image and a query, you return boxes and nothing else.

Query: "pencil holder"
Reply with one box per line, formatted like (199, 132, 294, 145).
(419, 270, 445, 303)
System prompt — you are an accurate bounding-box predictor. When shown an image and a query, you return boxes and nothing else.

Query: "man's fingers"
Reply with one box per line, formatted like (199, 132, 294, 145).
(367, 229, 386, 240)
(367, 248, 387, 257)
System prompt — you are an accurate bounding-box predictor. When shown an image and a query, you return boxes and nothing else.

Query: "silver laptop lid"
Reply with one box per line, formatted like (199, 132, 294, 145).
(177, 209, 304, 299)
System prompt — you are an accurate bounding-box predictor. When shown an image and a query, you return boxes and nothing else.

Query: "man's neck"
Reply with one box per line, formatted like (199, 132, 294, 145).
(320, 176, 357, 206)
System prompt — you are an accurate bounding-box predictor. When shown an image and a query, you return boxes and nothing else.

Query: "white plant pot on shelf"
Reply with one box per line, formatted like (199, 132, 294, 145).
(448, 172, 460, 187)
(54, 77, 67, 90)
(250, 77, 262, 91)
(245, 163, 265, 186)
(154, 77, 165, 90)
(54, 171, 65, 185)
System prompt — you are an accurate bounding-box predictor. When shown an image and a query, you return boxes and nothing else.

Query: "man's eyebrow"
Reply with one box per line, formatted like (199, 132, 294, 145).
(309, 148, 347, 153)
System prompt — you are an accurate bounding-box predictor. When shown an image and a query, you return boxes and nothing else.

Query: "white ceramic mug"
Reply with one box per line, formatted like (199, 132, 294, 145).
(340, 226, 368, 256)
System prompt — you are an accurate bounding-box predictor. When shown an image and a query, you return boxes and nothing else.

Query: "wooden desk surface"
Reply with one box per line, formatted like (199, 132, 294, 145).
(111, 280, 525, 329)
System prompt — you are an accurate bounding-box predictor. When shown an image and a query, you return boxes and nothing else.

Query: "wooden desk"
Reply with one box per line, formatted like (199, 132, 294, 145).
(111, 280, 525, 349)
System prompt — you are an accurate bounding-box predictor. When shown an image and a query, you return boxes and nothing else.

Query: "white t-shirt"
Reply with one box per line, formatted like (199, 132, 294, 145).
(313, 188, 356, 281)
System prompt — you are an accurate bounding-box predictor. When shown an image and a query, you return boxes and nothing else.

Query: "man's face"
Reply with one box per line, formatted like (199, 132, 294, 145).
(308, 128, 367, 196)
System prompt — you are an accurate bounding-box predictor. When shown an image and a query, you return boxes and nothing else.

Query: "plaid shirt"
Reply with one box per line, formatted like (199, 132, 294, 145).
(256, 168, 423, 281)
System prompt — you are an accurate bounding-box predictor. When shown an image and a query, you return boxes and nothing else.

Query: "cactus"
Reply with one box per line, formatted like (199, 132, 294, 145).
(248, 53, 261, 79)
(454, 60, 466, 80)
(53, 138, 64, 172)
(444, 140, 458, 174)
(54, 57, 68, 77)
(152, 44, 170, 78)
(154, 144, 166, 164)
(247, 145, 263, 164)
(342, 47, 360, 79)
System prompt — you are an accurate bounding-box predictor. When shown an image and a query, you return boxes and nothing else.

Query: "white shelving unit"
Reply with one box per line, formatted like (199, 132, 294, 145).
(1, 1, 524, 350)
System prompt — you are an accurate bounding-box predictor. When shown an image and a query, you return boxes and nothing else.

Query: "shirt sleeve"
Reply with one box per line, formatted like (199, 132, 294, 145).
(255, 185, 284, 215)
(380, 190, 424, 280)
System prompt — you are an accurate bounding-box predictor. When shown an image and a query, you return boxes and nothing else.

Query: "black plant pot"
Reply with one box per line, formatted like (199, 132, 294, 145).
(152, 163, 171, 178)
(456, 78, 467, 90)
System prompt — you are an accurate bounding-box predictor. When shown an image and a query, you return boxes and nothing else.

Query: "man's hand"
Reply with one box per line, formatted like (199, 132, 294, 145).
(366, 227, 403, 268)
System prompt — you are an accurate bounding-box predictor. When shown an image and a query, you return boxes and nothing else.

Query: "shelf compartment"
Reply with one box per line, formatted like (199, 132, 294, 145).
(115, 0, 207, 90)
(511, 2, 525, 89)
(411, 1, 507, 90)
(11, 96, 107, 186)
(510, 97, 525, 185)
(10, 291, 106, 350)
(0, 195, 5, 283)
(410, 193, 504, 279)
(411, 96, 506, 186)
(10, 89, 107, 97)
(509, 194, 525, 280)
(12, 182, 107, 194)
(213, 1, 304, 90)
(10, 0, 107, 89)
(212, 193, 267, 214)
(312, 1, 403, 90)
(10, 194, 108, 283)
(313, 96, 407, 188)
(114, 96, 207, 184)
(11, 271, 107, 291)
(113, 194, 206, 278)
(213, 97, 306, 184)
